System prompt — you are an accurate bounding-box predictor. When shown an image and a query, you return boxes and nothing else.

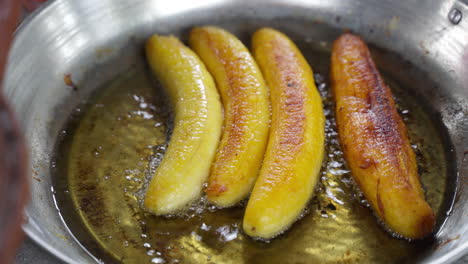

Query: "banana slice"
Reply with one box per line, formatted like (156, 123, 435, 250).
(331, 33, 435, 239)
(189, 26, 270, 207)
(243, 28, 325, 239)
(144, 35, 222, 215)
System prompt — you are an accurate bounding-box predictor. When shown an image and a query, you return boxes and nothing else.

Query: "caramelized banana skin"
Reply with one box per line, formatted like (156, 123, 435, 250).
(243, 28, 325, 239)
(331, 33, 435, 239)
(189, 26, 270, 207)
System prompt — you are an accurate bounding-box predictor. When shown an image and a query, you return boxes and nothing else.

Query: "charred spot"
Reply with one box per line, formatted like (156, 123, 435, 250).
(326, 203, 336, 210)
(32, 176, 41, 182)
(359, 158, 375, 169)
(206, 183, 228, 195)
(141, 224, 148, 234)
(64, 74, 78, 91)
(204, 30, 249, 163)
(356, 53, 409, 174)
(418, 212, 436, 237)
(376, 177, 385, 218)
(270, 38, 307, 149)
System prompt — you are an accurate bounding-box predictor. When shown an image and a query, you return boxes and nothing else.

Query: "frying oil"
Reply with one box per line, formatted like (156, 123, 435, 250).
(52, 44, 452, 263)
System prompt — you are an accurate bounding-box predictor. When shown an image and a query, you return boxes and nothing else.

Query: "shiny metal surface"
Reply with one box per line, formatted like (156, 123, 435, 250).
(3, 0, 467, 263)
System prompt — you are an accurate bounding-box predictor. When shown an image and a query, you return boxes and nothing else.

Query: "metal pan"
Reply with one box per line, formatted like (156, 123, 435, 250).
(3, 0, 467, 263)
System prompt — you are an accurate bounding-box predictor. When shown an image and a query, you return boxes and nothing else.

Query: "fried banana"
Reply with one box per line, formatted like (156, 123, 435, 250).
(144, 35, 222, 215)
(189, 26, 270, 207)
(330, 33, 435, 239)
(243, 28, 325, 239)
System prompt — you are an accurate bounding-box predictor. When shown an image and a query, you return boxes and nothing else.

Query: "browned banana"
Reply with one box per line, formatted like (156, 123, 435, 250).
(243, 28, 325, 239)
(189, 26, 270, 207)
(331, 33, 435, 239)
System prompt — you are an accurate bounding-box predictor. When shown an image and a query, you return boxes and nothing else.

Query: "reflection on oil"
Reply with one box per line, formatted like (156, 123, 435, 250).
(53, 46, 449, 263)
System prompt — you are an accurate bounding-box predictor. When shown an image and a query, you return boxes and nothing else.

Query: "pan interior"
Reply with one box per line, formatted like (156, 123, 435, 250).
(51, 21, 456, 264)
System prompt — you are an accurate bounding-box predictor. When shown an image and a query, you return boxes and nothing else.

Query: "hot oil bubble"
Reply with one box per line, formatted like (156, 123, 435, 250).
(216, 224, 239, 242)
(151, 257, 166, 263)
(177, 196, 209, 219)
(133, 144, 168, 207)
(200, 223, 211, 231)
(191, 231, 202, 241)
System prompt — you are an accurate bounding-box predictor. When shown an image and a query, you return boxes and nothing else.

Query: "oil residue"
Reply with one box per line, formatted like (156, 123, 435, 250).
(53, 45, 450, 263)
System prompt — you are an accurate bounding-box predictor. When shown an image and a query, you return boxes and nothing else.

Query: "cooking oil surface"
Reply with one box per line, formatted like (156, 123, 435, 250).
(53, 45, 450, 264)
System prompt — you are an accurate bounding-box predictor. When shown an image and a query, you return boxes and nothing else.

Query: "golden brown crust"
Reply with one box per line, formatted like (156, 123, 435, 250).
(203, 30, 246, 179)
(331, 33, 435, 239)
(189, 26, 270, 207)
(270, 37, 307, 150)
(243, 28, 324, 238)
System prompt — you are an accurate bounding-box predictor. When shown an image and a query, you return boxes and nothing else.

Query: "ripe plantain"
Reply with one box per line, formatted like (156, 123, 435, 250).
(243, 28, 325, 239)
(189, 26, 270, 207)
(330, 33, 435, 239)
(144, 35, 222, 215)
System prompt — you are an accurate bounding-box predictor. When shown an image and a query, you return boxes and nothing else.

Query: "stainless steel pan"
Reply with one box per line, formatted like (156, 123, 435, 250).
(3, 0, 467, 263)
